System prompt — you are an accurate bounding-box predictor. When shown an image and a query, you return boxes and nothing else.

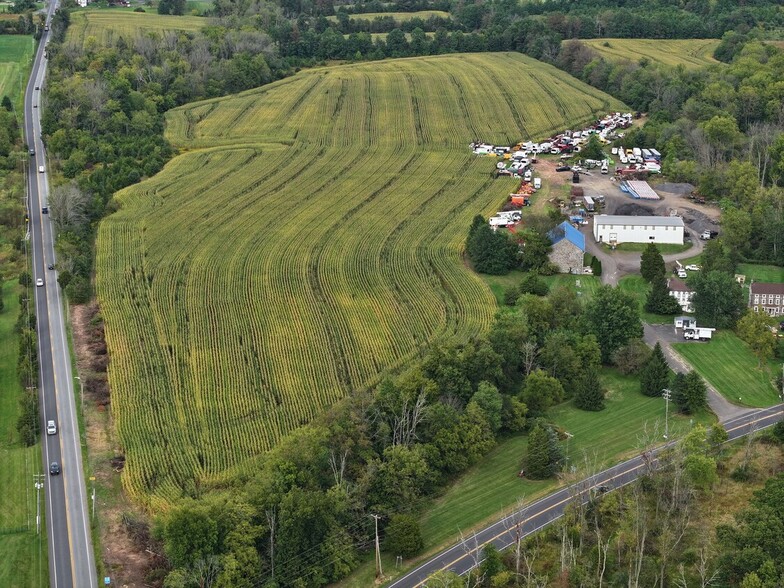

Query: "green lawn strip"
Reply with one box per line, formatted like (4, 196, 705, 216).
(480, 272, 601, 307)
(617, 275, 678, 324)
(610, 242, 691, 254)
(736, 263, 784, 283)
(673, 331, 779, 407)
(0, 280, 48, 586)
(418, 369, 712, 550)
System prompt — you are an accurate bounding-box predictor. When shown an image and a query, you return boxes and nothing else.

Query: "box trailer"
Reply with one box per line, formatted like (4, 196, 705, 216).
(489, 215, 513, 228)
(583, 195, 595, 212)
(684, 327, 715, 341)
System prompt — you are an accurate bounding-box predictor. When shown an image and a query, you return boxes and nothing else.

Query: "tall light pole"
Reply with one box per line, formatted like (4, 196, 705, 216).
(662, 389, 672, 439)
(564, 431, 573, 472)
(33, 473, 44, 534)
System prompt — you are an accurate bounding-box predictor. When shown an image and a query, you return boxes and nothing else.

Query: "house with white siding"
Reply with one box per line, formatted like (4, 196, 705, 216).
(592, 215, 684, 245)
(668, 278, 694, 312)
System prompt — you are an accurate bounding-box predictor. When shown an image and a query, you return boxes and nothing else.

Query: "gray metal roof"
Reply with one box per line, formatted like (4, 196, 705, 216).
(594, 215, 684, 227)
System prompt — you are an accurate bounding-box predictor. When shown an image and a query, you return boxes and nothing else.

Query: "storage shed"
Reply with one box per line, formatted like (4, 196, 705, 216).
(592, 215, 684, 245)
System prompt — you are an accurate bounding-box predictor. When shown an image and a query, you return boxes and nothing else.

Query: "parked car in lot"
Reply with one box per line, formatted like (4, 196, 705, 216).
(677, 269, 688, 278)
(555, 165, 571, 172)
(685, 264, 700, 271)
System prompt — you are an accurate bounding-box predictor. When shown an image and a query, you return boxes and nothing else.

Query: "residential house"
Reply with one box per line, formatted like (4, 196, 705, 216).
(668, 278, 694, 312)
(748, 282, 784, 316)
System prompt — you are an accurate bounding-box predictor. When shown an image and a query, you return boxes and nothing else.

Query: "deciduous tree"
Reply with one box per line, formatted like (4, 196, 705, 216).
(584, 285, 643, 363)
(690, 270, 746, 329)
(736, 311, 776, 367)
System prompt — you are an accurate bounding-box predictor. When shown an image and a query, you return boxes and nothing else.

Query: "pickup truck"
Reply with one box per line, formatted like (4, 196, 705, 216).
(700, 230, 718, 240)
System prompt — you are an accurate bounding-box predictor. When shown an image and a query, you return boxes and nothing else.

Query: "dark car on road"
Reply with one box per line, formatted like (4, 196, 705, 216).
(50, 462, 60, 475)
(29, 148, 35, 156)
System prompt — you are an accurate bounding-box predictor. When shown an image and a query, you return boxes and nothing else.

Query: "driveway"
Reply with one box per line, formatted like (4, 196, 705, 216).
(582, 223, 705, 286)
(643, 324, 754, 421)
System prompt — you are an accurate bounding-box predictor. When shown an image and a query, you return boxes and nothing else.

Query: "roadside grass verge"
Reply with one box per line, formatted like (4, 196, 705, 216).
(0, 280, 48, 587)
(618, 275, 678, 324)
(673, 331, 780, 407)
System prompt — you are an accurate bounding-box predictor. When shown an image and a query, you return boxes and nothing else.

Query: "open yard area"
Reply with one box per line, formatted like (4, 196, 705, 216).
(481, 270, 602, 306)
(674, 331, 780, 407)
(737, 263, 784, 283)
(417, 370, 713, 550)
(618, 275, 677, 324)
(580, 38, 720, 69)
(0, 36, 34, 112)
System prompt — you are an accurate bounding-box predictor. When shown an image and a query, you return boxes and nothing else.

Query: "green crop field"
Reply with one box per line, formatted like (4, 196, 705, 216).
(674, 331, 780, 408)
(328, 10, 450, 21)
(66, 9, 205, 47)
(580, 39, 720, 69)
(0, 36, 34, 112)
(96, 52, 624, 506)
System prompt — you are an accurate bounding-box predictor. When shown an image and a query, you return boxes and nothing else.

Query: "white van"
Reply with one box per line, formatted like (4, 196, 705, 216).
(38, 165, 44, 173)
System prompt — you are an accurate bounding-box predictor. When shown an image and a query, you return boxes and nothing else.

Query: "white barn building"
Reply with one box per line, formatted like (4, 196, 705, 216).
(592, 215, 684, 245)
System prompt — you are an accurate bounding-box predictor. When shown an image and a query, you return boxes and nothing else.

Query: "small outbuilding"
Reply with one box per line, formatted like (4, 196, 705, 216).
(548, 221, 585, 273)
(592, 214, 684, 245)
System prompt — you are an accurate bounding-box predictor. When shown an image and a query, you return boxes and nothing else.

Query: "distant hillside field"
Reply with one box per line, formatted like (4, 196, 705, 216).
(66, 10, 205, 46)
(581, 39, 720, 68)
(328, 10, 450, 21)
(96, 52, 624, 506)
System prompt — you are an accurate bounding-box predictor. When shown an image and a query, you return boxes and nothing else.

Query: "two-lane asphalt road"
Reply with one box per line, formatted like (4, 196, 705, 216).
(389, 404, 784, 587)
(24, 7, 97, 588)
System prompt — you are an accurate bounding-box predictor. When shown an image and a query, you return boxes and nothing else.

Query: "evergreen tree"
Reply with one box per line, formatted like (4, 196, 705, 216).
(645, 276, 683, 315)
(671, 371, 687, 412)
(640, 243, 665, 283)
(466, 215, 519, 275)
(640, 342, 670, 397)
(525, 422, 552, 479)
(574, 366, 605, 411)
(0, 276, 4, 312)
(682, 370, 708, 414)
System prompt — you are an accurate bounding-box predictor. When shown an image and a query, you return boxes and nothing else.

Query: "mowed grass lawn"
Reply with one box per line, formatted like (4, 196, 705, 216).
(418, 369, 713, 549)
(0, 282, 48, 587)
(618, 275, 678, 324)
(0, 36, 34, 112)
(481, 270, 602, 306)
(737, 263, 784, 283)
(580, 38, 720, 69)
(674, 331, 780, 407)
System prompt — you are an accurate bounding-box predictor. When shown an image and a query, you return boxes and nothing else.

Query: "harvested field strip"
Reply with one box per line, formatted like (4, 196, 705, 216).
(580, 38, 720, 69)
(66, 10, 205, 48)
(97, 52, 625, 505)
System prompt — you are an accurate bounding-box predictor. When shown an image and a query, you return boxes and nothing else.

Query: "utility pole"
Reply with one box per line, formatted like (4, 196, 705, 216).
(564, 431, 573, 473)
(89, 476, 96, 520)
(76, 375, 83, 410)
(370, 514, 383, 580)
(662, 389, 672, 439)
(33, 473, 44, 534)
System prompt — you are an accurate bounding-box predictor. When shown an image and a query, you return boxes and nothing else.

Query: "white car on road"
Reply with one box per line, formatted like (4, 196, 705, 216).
(36, 278, 44, 287)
